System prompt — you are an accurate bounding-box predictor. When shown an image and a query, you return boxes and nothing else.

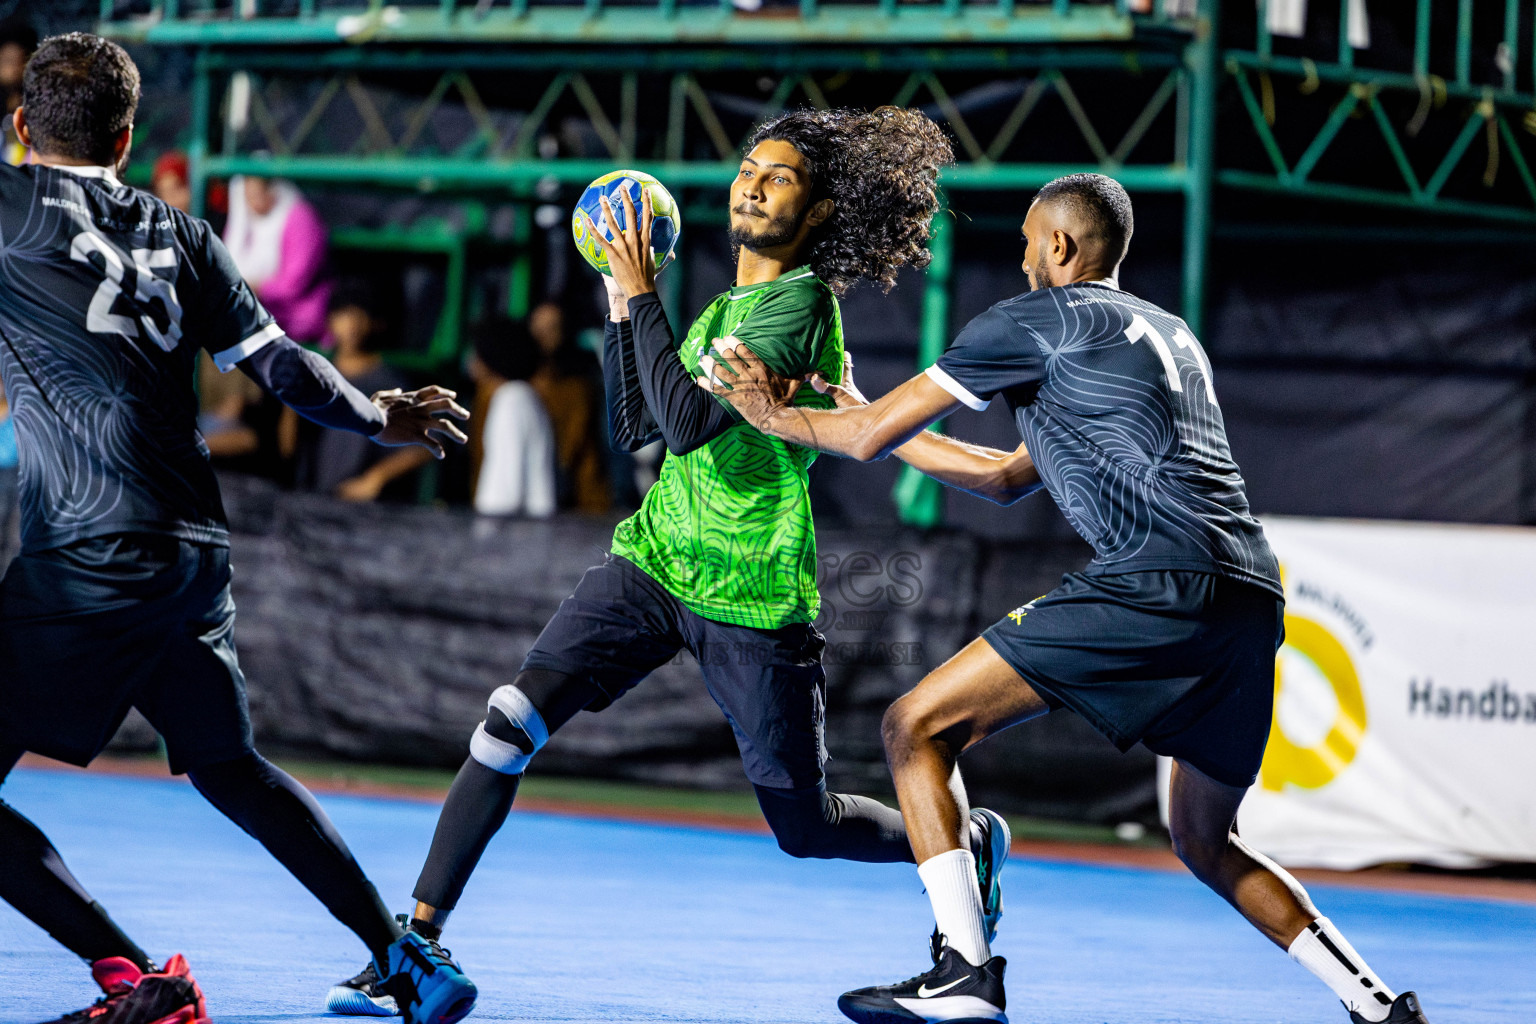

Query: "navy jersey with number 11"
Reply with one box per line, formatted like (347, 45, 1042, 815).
(928, 281, 1282, 596)
(0, 163, 281, 554)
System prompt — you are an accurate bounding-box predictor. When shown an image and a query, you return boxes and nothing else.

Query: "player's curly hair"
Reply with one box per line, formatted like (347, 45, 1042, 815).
(743, 106, 954, 296)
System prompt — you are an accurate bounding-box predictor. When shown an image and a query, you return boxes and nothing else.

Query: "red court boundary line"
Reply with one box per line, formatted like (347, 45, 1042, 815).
(20, 754, 1536, 906)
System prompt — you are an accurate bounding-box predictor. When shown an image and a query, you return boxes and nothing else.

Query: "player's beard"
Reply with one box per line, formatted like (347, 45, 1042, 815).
(728, 200, 808, 253)
(1030, 250, 1054, 290)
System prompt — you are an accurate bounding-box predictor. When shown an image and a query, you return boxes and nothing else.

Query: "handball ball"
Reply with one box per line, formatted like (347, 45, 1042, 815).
(571, 169, 681, 276)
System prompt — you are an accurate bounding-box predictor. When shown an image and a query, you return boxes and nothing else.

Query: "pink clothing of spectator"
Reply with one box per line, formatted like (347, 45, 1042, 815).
(223, 176, 332, 344)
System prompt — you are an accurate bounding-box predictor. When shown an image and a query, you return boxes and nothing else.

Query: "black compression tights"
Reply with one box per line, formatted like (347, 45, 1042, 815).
(412, 669, 925, 920)
(187, 753, 402, 965)
(0, 747, 155, 971)
(753, 781, 916, 863)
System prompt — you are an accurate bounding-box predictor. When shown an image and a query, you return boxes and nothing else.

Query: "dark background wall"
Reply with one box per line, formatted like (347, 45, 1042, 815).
(208, 475, 1155, 825)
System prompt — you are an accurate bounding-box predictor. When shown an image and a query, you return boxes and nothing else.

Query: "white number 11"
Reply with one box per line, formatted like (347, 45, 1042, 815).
(1124, 313, 1216, 405)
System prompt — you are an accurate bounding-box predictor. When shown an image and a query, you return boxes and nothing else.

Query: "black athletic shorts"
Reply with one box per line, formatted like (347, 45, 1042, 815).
(522, 554, 827, 790)
(982, 570, 1284, 789)
(0, 534, 255, 774)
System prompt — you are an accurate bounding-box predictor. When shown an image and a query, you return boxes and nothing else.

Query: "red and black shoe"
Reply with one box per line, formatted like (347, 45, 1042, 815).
(36, 954, 210, 1024)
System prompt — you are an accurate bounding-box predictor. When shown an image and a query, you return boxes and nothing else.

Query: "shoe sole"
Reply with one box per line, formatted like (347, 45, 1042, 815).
(838, 992, 1007, 1024)
(972, 808, 1010, 942)
(403, 980, 477, 1024)
(146, 1010, 210, 1024)
(326, 985, 401, 1017)
(413, 991, 476, 1024)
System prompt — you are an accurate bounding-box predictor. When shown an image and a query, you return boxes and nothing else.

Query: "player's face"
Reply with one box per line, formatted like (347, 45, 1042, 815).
(729, 141, 813, 252)
(1021, 203, 1053, 291)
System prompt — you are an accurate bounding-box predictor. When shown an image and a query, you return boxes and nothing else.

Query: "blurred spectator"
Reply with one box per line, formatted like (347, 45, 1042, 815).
(152, 151, 193, 213)
(0, 377, 18, 573)
(288, 279, 430, 502)
(0, 24, 35, 166)
(526, 300, 610, 513)
(197, 350, 286, 481)
(225, 174, 332, 344)
(468, 318, 556, 518)
(151, 150, 228, 226)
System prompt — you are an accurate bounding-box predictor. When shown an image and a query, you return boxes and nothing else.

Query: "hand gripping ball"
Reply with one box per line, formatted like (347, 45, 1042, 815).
(571, 169, 681, 276)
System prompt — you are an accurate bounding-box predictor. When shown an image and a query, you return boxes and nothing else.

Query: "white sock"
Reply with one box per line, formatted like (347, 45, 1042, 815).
(916, 849, 991, 967)
(1288, 917, 1397, 1021)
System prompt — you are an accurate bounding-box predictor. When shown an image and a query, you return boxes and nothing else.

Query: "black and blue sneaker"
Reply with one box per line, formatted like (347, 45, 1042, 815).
(325, 958, 399, 1017)
(839, 942, 1007, 1024)
(969, 808, 1010, 943)
(377, 930, 477, 1024)
(1350, 992, 1431, 1024)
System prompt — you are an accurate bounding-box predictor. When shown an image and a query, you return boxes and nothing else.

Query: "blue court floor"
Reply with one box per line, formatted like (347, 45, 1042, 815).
(0, 768, 1530, 1023)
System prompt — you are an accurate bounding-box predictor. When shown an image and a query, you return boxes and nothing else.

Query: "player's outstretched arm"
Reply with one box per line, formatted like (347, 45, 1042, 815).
(240, 337, 469, 458)
(807, 355, 1040, 505)
(700, 339, 959, 463)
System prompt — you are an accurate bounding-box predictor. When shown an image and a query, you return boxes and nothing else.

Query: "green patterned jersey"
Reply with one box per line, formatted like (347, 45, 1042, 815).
(611, 267, 843, 629)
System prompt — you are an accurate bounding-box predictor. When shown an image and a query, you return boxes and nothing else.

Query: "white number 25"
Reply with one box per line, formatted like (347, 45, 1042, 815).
(70, 231, 183, 353)
(1123, 312, 1216, 405)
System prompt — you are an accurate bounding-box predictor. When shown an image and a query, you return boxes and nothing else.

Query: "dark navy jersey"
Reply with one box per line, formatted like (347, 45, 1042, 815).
(930, 281, 1281, 595)
(0, 163, 283, 554)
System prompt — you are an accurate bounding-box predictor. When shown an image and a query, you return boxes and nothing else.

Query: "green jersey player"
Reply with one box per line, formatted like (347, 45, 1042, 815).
(327, 107, 1044, 1015)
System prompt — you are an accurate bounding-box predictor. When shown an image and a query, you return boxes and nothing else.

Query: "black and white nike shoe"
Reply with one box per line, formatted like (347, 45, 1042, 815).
(325, 916, 407, 1016)
(1349, 992, 1431, 1024)
(838, 943, 1007, 1024)
(326, 958, 400, 1016)
(969, 808, 1010, 943)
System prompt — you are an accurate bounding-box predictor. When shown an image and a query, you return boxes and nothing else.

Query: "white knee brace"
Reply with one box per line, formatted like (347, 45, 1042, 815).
(468, 685, 549, 775)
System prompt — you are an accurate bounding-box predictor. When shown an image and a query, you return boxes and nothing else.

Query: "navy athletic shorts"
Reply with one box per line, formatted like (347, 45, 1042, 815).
(522, 554, 827, 789)
(982, 570, 1284, 788)
(0, 534, 255, 774)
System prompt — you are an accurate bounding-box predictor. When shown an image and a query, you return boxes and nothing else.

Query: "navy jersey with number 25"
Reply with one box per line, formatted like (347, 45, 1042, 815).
(0, 163, 281, 554)
(929, 281, 1281, 595)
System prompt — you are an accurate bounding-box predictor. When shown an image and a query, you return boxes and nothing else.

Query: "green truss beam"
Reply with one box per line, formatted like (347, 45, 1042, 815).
(201, 155, 1190, 195)
(102, 3, 1157, 47)
(1216, 170, 1536, 225)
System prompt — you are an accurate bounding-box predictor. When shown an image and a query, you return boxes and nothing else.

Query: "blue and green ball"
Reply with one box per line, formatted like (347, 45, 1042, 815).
(571, 169, 681, 276)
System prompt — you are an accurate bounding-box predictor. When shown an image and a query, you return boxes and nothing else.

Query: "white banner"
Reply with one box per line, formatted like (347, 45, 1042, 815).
(1208, 516, 1536, 869)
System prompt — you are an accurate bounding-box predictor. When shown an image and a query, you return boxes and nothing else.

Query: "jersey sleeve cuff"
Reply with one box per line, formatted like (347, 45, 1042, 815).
(925, 364, 990, 411)
(211, 322, 285, 372)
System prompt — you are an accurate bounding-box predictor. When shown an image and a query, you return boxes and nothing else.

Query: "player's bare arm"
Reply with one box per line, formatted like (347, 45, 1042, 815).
(700, 338, 961, 463)
(808, 354, 1040, 504)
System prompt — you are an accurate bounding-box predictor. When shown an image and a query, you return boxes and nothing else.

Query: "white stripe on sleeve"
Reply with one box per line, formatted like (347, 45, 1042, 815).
(925, 364, 990, 412)
(211, 322, 285, 372)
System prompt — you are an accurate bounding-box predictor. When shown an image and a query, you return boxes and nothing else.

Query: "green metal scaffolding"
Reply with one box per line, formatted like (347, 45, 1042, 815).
(100, 0, 1536, 523)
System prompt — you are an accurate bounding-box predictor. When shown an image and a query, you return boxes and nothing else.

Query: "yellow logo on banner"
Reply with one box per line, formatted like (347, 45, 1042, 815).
(1259, 608, 1368, 793)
